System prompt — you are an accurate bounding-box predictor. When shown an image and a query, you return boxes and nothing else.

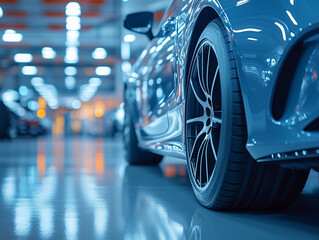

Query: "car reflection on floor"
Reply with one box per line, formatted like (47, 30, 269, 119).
(0, 136, 318, 239)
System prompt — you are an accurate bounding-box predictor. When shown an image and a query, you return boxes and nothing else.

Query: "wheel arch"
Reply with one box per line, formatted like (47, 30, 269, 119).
(184, 7, 220, 90)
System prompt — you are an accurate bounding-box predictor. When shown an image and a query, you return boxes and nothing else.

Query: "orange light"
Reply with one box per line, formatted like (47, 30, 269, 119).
(95, 108, 104, 118)
(165, 165, 177, 178)
(37, 109, 46, 118)
(37, 139, 46, 179)
(38, 97, 47, 109)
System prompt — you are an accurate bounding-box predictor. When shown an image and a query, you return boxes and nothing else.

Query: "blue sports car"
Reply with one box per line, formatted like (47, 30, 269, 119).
(123, 0, 318, 210)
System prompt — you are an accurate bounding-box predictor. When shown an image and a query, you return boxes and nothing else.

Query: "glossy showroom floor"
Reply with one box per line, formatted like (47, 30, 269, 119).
(0, 137, 319, 240)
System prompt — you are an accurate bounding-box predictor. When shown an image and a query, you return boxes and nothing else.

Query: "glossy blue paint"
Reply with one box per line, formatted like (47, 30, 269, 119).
(225, 0, 319, 159)
(125, 0, 319, 163)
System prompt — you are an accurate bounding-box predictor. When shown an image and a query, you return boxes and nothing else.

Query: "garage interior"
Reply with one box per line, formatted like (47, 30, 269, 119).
(0, 0, 319, 239)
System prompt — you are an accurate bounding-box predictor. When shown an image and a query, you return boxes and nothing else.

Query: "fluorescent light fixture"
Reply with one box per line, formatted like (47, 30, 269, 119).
(64, 56, 78, 64)
(14, 53, 33, 63)
(71, 99, 81, 109)
(67, 30, 79, 41)
(31, 77, 44, 86)
(124, 34, 136, 43)
(95, 66, 111, 76)
(64, 66, 77, 76)
(65, 76, 76, 89)
(22, 66, 37, 75)
(64, 47, 79, 64)
(122, 61, 132, 73)
(2, 29, 23, 42)
(66, 21, 81, 31)
(65, 2, 81, 16)
(0, 7, 3, 18)
(79, 84, 98, 102)
(28, 101, 39, 111)
(92, 48, 107, 60)
(19, 86, 29, 96)
(121, 42, 130, 60)
(2, 90, 19, 102)
(89, 77, 102, 87)
(66, 16, 81, 24)
(42, 47, 56, 59)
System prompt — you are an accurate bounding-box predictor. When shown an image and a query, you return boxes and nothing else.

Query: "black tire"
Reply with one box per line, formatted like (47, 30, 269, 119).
(185, 19, 309, 210)
(123, 103, 163, 165)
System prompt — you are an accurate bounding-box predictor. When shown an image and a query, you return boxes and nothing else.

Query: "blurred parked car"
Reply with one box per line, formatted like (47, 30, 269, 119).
(105, 103, 125, 138)
(0, 101, 12, 139)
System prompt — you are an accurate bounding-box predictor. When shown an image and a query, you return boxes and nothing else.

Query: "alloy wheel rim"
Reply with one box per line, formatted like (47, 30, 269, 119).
(186, 40, 222, 189)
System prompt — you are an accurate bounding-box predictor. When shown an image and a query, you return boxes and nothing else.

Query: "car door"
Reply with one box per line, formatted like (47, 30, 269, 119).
(140, 1, 179, 138)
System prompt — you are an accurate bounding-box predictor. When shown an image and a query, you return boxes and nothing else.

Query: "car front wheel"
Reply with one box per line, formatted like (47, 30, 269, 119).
(185, 19, 309, 210)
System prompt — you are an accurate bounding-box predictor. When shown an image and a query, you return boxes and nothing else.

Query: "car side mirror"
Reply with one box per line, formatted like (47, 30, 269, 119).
(124, 12, 154, 40)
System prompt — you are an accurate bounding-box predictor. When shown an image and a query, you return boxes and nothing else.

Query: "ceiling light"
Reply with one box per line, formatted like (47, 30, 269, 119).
(2, 90, 19, 102)
(28, 101, 39, 111)
(2, 29, 23, 42)
(66, 22, 81, 31)
(65, 76, 76, 89)
(92, 48, 107, 60)
(66, 16, 81, 24)
(22, 66, 37, 75)
(64, 47, 79, 64)
(64, 56, 78, 64)
(124, 34, 136, 43)
(64, 66, 77, 76)
(42, 47, 56, 59)
(122, 61, 132, 73)
(31, 77, 44, 86)
(121, 42, 130, 60)
(19, 86, 29, 96)
(67, 30, 80, 41)
(14, 53, 33, 63)
(89, 77, 102, 87)
(65, 2, 81, 16)
(0, 7, 3, 18)
(71, 99, 81, 109)
(95, 66, 111, 76)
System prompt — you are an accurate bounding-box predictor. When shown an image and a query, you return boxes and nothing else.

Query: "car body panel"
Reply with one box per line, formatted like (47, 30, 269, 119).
(224, 0, 319, 159)
(125, 0, 319, 163)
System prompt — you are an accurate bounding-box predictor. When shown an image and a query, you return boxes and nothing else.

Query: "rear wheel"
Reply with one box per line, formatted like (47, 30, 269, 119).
(185, 19, 309, 210)
(123, 103, 162, 165)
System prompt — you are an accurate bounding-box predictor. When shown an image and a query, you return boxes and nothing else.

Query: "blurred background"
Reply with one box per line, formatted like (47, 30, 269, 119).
(0, 0, 170, 139)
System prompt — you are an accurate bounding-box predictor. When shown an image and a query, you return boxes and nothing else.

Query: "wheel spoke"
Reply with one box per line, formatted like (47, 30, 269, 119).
(204, 138, 210, 184)
(196, 137, 208, 183)
(209, 134, 218, 161)
(210, 65, 219, 99)
(186, 115, 206, 125)
(190, 78, 207, 108)
(212, 117, 222, 124)
(206, 47, 212, 98)
(197, 54, 209, 99)
(189, 128, 206, 176)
